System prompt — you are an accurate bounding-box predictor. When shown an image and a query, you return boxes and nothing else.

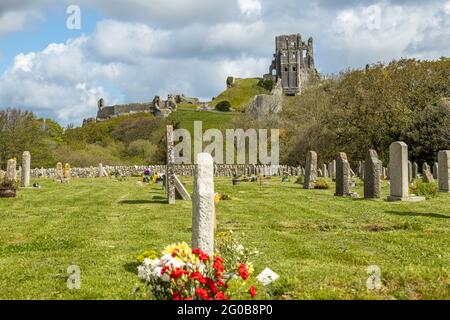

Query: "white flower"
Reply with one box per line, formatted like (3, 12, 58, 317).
(161, 274, 170, 282)
(236, 244, 245, 253)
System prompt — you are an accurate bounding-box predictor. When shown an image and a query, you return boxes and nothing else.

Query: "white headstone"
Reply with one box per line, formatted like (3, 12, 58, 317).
(192, 153, 215, 255)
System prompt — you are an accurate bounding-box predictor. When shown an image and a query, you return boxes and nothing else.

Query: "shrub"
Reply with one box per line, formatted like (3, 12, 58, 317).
(314, 178, 330, 189)
(215, 100, 232, 112)
(295, 176, 305, 185)
(409, 180, 438, 199)
(258, 79, 274, 91)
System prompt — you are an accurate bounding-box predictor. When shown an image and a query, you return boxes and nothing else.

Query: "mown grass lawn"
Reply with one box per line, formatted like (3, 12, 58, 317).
(0, 177, 448, 300)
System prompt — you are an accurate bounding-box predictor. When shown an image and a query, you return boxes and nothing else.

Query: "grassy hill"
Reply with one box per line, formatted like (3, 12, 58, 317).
(210, 78, 270, 111)
(170, 108, 239, 134)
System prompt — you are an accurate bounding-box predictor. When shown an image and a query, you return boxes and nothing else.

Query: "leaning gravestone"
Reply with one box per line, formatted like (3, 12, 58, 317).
(422, 162, 431, 175)
(166, 125, 176, 205)
(303, 151, 317, 189)
(335, 152, 351, 196)
(21, 151, 31, 188)
(192, 153, 215, 256)
(174, 174, 191, 201)
(387, 142, 425, 202)
(438, 150, 450, 193)
(422, 169, 434, 183)
(364, 150, 381, 199)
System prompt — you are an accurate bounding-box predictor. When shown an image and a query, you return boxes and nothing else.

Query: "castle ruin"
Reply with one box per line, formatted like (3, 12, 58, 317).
(88, 94, 199, 124)
(264, 34, 317, 96)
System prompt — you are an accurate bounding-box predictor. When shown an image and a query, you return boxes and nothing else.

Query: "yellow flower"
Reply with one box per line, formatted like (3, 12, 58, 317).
(214, 193, 221, 206)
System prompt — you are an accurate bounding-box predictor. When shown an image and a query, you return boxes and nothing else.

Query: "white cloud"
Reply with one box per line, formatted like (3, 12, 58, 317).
(444, 1, 450, 14)
(328, 2, 450, 68)
(238, 0, 262, 17)
(1, 0, 450, 125)
(0, 19, 269, 124)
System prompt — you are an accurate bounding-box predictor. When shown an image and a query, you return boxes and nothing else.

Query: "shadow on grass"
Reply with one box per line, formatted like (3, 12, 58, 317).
(124, 262, 139, 274)
(386, 211, 450, 219)
(119, 198, 167, 205)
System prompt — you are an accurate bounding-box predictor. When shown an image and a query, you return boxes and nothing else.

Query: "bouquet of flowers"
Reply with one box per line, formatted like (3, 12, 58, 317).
(137, 242, 257, 300)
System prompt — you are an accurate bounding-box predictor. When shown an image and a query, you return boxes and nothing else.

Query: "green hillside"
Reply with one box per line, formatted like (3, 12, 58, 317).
(210, 78, 270, 111)
(170, 108, 239, 134)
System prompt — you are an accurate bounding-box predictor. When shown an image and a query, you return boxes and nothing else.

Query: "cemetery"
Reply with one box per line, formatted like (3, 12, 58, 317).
(0, 140, 449, 300)
(1, 4, 450, 301)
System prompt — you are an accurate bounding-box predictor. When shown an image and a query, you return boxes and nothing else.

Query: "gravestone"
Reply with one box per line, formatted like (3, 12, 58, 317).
(21, 151, 31, 188)
(422, 169, 434, 183)
(192, 153, 215, 255)
(387, 142, 425, 202)
(433, 162, 439, 180)
(0, 159, 18, 197)
(364, 150, 381, 199)
(328, 160, 336, 181)
(422, 162, 431, 175)
(174, 174, 191, 201)
(322, 164, 328, 178)
(408, 161, 413, 183)
(358, 161, 364, 179)
(303, 151, 317, 189)
(335, 152, 351, 196)
(166, 125, 176, 204)
(412, 162, 418, 180)
(64, 163, 71, 181)
(438, 150, 450, 193)
(55, 162, 64, 182)
(98, 163, 107, 177)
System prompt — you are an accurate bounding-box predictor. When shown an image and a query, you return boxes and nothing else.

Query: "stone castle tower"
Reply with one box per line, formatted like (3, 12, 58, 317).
(264, 34, 316, 96)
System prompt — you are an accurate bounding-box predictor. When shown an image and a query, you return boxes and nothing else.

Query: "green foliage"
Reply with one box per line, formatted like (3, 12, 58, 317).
(314, 178, 330, 189)
(237, 58, 450, 167)
(258, 79, 274, 91)
(0, 109, 57, 168)
(211, 78, 270, 111)
(295, 176, 305, 185)
(410, 180, 439, 199)
(215, 100, 231, 112)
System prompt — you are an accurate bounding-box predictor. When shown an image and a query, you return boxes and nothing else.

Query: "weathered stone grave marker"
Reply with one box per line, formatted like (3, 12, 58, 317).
(192, 153, 215, 255)
(387, 142, 424, 202)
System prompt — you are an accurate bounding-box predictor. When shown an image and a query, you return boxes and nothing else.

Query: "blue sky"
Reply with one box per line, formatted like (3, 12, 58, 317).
(1, 0, 450, 125)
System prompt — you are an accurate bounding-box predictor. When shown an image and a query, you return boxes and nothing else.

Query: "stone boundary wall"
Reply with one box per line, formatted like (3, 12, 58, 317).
(30, 165, 305, 179)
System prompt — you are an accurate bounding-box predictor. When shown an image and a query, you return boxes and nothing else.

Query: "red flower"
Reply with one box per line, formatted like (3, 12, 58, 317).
(213, 259, 224, 273)
(214, 256, 224, 263)
(195, 288, 210, 300)
(249, 286, 257, 298)
(170, 268, 187, 279)
(171, 249, 179, 257)
(160, 265, 170, 275)
(199, 252, 209, 261)
(215, 292, 229, 300)
(192, 248, 209, 261)
(217, 280, 225, 287)
(208, 279, 219, 294)
(190, 272, 208, 285)
(172, 291, 182, 300)
(239, 263, 249, 280)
